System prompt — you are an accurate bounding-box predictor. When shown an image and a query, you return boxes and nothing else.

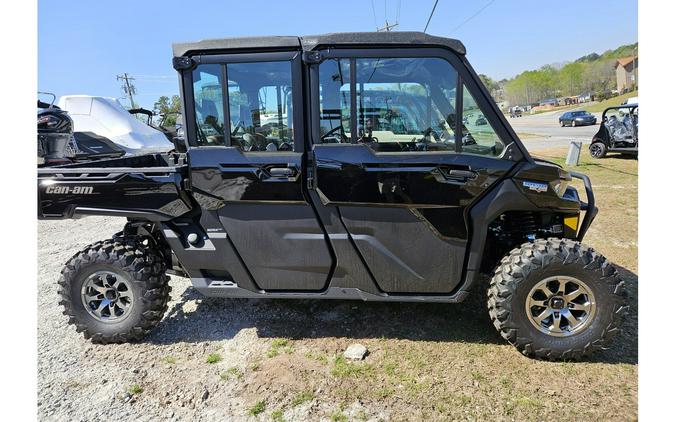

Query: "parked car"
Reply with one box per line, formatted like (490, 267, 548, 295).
(475, 115, 487, 125)
(559, 110, 597, 127)
(38, 32, 626, 361)
(589, 105, 638, 158)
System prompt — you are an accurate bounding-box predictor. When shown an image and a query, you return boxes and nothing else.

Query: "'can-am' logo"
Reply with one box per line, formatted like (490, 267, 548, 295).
(45, 186, 94, 195)
(522, 181, 548, 193)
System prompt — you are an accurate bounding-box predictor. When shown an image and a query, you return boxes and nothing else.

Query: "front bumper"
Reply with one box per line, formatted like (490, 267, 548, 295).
(569, 171, 598, 241)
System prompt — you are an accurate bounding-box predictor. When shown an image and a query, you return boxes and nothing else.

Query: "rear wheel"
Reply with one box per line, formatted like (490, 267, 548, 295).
(589, 142, 607, 158)
(57, 238, 171, 343)
(487, 238, 627, 360)
(572, 120, 577, 127)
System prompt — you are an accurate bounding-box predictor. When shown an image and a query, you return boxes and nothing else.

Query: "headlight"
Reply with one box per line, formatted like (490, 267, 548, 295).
(551, 179, 569, 197)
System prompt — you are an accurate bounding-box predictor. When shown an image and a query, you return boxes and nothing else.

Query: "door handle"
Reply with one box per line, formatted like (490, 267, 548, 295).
(446, 169, 478, 180)
(269, 167, 295, 177)
(266, 166, 298, 179)
(436, 168, 478, 183)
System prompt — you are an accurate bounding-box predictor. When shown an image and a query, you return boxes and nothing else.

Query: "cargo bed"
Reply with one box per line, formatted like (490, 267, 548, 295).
(38, 153, 192, 220)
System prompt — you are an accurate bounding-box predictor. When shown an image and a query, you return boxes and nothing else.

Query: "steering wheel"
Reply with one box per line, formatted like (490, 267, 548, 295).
(278, 141, 293, 151)
(321, 126, 348, 143)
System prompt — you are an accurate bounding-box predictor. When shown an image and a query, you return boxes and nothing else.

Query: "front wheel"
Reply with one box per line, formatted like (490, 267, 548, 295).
(57, 238, 171, 343)
(589, 142, 607, 158)
(559, 120, 565, 127)
(487, 238, 627, 360)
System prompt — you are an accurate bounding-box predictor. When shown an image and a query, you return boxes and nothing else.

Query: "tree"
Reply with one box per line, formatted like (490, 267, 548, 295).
(153, 95, 181, 126)
(479, 74, 499, 100)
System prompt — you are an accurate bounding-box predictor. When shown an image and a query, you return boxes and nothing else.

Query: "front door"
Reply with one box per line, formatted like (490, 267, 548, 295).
(186, 52, 333, 291)
(309, 49, 518, 293)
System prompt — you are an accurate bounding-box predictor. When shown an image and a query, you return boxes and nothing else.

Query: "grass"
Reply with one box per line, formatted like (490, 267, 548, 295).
(249, 400, 266, 416)
(128, 384, 143, 395)
(330, 355, 374, 378)
(220, 367, 242, 381)
(515, 132, 548, 140)
(304, 350, 329, 363)
(205, 353, 222, 364)
(290, 390, 315, 407)
(163, 356, 176, 365)
(271, 409, 286, 422)
(585, 90, 638, 112)
(267, 338, 294, 358)
(330, 411, 348, 422)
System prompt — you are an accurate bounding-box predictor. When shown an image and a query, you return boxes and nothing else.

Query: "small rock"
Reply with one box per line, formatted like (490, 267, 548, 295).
(344, 343, 368, 360)
(201, 388, 210, 402)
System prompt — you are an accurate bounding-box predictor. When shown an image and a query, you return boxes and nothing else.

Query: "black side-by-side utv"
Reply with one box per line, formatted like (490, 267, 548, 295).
(38, 32, 627, 360)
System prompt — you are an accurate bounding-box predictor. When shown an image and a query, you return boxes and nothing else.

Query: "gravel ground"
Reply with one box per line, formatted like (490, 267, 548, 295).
(39, 217, 256, 421)
(38, 217, 389, 421)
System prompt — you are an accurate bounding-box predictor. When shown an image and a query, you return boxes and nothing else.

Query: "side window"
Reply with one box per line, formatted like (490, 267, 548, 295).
(227, 61, 294, 151)
(318, 57, 458, 152)
(318, 59, 351, 143)
(460, 85, 505, 157)
(191, 61, 294, 151)
(192, 64, 226, 145)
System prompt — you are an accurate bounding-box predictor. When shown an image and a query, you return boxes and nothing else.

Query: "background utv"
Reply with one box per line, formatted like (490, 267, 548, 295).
(38, 32, 627, 360)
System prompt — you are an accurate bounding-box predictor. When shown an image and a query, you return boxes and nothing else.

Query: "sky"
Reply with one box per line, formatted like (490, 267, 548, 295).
(38, 0, 637, 110)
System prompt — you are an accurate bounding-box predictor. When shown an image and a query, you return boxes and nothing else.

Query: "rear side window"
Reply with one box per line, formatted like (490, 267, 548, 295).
(191, 61, 295, 151)
(192, 64, 226, 145)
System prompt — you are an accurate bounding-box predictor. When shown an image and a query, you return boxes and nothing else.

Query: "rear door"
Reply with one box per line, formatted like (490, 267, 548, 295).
(186, 52, 333, 291)
(308, 48, 519, 294)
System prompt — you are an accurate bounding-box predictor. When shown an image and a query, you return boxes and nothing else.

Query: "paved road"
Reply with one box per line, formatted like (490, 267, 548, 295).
(506, 109, 601, 151)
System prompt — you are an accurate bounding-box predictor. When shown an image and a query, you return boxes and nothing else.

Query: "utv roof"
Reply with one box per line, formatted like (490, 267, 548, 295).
(172, 32, 466, 57)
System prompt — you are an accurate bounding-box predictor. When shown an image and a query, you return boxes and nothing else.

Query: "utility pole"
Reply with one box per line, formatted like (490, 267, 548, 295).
(377, 21, 399, 31)
(117, 73, 137, 108)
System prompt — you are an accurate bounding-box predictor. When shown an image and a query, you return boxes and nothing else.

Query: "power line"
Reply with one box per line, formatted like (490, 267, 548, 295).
(396, 0, 401, 26)
(371, 0, 378, 30)
(449, 0, 497, 34)
(377, 0, 399, 31)
(134, 75, 175, 80)
(423, 0, 439, 32)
